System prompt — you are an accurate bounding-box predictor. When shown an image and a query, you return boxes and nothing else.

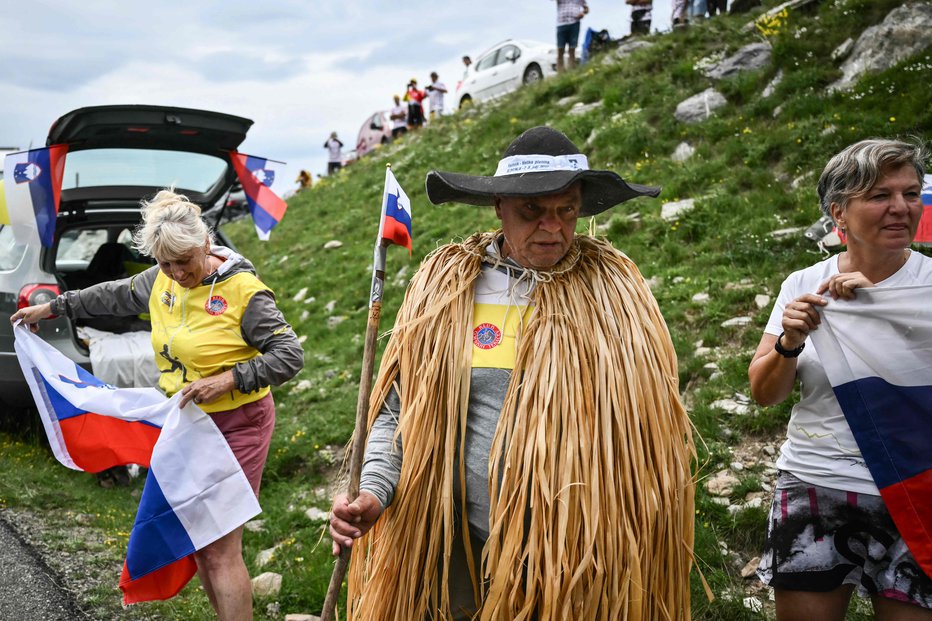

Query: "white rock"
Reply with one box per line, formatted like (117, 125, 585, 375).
(674, 88, 727, 124)
(568, 101, 603, 116)
(255, 546, 279, 568)
(741, 557, 761, 579)
(661, 198, 695, 222)
(744, 497, 765, 510)
(324, 300, 337, 314)
(292, 287, 309, 303)
(672, 276, 686, 284)
(692, 292, 710, 303)
(557, 96, 577, 107)
(730, 461, 745, 472)
(706, 470, 740, 496)
(671, 142, 695, 162)
(327, 316, 347, 329)
(251, 572, 282, 597)
(694, 347, 712, 357)
(323, 240, 343, 250)
(285, 615, 321, 621)
(305, 296, 316, 304)
(305, 507, 330, 522)
(711, 398, 750, 415)
(298, 335, 308, 344)
(702, 42, 772, 80)
(754, 294, 771, 309)
(721, 316, 752, 328)
(770, 226, 803, 238)
(742, 596, 763, 612)
(299, 310, 310, 322)
(831, 37, 854, 61)
(762, 69, 783, 98)
(703, 363, 719, 372)
(292, 379, 313, 393)
(245, 519, 266, 533)
(278, 255, 289, 264)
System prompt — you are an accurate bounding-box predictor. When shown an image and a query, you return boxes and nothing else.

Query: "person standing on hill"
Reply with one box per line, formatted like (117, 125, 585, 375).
(329, 126, 696, 620)
(404, 79, 426, 129)
(555, 0, 588, 71)
(426, 72, 447, 120)
(389, 95, 407, 140)
(324, 132, 344, 175)
(626, 0, 653, 34)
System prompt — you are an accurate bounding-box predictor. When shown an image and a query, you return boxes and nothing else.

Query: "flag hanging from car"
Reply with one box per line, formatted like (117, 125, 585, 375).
(229, 151, 288, 241)
(12, 325, 261, 604)
(2, 145, 68, 247)
(809, 286, 932, 580)
(378, 167, 412, 254)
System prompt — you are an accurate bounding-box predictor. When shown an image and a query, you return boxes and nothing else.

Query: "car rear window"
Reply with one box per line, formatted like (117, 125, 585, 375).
(62, 149, 228, 193)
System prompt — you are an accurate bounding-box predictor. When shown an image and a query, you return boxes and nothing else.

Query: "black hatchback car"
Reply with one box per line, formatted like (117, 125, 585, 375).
(0, 104, 255, 408)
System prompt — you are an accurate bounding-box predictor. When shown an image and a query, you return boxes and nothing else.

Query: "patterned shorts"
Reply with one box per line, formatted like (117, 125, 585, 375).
(758, 471, 932, 608)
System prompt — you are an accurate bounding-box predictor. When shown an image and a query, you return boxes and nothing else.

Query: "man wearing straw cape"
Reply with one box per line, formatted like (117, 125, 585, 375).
(330, 126, 696, 620)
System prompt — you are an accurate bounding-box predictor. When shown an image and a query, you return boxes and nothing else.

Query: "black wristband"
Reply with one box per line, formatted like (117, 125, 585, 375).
(774, 332, 805, 358)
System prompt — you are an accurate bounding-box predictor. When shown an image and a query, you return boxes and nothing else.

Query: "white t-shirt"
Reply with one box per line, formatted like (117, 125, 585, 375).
(428, 81, 446, 114)
(325, 138, 342, 163)
(766, 250, 932, 494)
(390, 104, 407, 129)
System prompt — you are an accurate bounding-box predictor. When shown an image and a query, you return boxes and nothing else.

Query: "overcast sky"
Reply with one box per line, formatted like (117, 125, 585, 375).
(1, 0, 675, 192)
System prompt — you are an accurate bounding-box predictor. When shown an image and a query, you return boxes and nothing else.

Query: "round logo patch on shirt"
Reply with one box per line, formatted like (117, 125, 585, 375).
(473, 323, 502, 350)
(205, 295, 228, 316)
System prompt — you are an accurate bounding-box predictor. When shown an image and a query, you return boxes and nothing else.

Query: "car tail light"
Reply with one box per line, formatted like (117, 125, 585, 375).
(18, 283, 61, 318)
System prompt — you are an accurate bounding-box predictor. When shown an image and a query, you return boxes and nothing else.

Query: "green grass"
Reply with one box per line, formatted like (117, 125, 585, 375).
(2, 0, 930, 618)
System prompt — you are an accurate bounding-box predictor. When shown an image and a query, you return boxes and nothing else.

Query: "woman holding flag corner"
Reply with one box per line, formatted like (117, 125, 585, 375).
(12, 188, 304, 621)
(748, 138, 932, 619)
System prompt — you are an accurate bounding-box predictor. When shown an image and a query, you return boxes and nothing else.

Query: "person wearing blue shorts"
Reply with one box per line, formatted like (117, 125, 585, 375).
(555, 0, 588, 71)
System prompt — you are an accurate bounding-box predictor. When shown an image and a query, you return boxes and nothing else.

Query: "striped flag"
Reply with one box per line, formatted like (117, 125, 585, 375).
(378, 168, 412, 254)
(229, 151, 288, 241)
(2, 145, 68, 247)
(13, 325, 261, 604)
(809, 285, 932, 580)
(915, 174, 932, 244)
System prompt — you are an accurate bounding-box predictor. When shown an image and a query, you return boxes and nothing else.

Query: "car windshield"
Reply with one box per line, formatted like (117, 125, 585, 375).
(61, 149, 228, 192)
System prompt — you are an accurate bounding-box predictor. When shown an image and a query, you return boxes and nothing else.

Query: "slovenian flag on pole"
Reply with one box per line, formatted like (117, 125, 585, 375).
(2, 145, 68, 247)
(13, 325, 261, 604)
(229, 151, 288, 241)
(809, 285, 932, 580)
(914, 174, 932, 244)
(378, 168, 412, 254)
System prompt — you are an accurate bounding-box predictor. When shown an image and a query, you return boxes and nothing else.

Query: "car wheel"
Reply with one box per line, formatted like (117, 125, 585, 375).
(523, 64, 543, 85)
(381, 136, 389, 144)
(459, 95, 472, 109)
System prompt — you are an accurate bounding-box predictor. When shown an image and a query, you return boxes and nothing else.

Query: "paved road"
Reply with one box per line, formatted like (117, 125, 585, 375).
(0, 514, 82, 621)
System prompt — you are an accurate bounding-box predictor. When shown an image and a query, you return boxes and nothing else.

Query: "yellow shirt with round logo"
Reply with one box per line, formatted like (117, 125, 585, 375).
(148, 269, 271, 412)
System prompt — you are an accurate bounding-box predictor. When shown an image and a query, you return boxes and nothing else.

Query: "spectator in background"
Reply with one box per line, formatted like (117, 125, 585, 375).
(426, 72, 447, 120)
(390, 95, 408, 140)
(707, 0, 727, 16)
(404, 79, 426, 129)
(555, 0, 588, 71)
(295, 169, 312, 191)
(690, 0, 707, 20)
(324, 132, 343, 175)
(626, 0, 653, 35)
(672, 0, 689, 27)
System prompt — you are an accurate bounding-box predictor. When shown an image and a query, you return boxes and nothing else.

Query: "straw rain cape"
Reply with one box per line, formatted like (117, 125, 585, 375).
(347, 232, 695, 620)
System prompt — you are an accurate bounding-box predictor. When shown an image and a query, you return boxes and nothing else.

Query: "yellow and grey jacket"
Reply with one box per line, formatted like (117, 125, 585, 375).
(51, 246, 304, 412)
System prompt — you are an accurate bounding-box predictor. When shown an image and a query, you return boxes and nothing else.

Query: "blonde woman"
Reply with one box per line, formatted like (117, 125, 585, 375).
(13, 189, 304, 620)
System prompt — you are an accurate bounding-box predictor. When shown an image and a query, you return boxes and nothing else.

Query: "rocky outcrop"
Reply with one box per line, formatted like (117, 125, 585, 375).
(674, 88, 727, 123)
(829, 2, 932, 92)
(702, 42, 772, 80)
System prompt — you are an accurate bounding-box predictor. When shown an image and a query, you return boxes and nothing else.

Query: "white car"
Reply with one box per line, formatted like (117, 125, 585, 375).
(456, 39, 558, 108)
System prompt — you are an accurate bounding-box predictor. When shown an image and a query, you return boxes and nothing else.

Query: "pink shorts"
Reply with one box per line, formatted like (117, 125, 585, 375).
(208, 393, 275, 497)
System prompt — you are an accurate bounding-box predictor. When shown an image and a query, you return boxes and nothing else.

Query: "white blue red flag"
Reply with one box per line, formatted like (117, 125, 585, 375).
(378, 168, 412, 254)
(13, 325, 261, 604)
(229, 151, 288, 241)
(914, 174, 932, 244)
(2, 145, 68, 247)
(809, 285, 932, 580)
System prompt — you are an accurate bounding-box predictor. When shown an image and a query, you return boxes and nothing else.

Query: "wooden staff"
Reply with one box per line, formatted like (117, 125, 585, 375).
(320, 167, 396, 621)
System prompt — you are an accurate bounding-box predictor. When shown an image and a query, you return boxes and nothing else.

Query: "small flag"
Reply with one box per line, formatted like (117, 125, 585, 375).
(229, 151, 288, 241)
(378, 168, 412, 254)
(13, 325, 260, 604)
(809, 286, 932, 580)
(2, 145, 68, 247)
(914, 174, 932, 244)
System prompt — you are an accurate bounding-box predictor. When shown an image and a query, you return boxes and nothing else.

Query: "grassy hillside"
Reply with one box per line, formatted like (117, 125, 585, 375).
(1, 0, 929, 618)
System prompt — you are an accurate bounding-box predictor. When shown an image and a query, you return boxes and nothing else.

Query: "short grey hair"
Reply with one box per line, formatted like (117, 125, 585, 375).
(133, 189, 214, 260)
(818, 138, 927, 219)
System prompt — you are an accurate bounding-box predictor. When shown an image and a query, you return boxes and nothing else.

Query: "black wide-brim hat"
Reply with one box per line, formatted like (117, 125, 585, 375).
(425, 126, 660, 216)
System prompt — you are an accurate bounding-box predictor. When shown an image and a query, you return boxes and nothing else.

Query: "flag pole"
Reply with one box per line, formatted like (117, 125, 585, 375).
(320, 165, 392, 621)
